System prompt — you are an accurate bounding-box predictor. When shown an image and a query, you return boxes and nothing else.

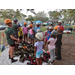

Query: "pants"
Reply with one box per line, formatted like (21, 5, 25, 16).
(57, 46, 61, 59)
(49, 48, 55, 62)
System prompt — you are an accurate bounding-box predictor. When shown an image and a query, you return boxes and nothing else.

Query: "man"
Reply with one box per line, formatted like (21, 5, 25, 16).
(12, 18, 18, 39)
(58, 20, 62, 26)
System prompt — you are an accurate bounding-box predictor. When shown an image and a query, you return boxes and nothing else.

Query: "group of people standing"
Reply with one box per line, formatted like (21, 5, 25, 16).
(4, 18, 64, 65)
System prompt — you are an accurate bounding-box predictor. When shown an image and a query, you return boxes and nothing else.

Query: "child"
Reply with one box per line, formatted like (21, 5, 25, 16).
(44, 26, 49, 45)
(29, 24, 34, 44)
(18, 23, 23, 42)
(54, 26, 59, 31)
(37, 29, 45, 42)
(47, 26, 53, 41)
(23, 22, 28, 42)
(55, 26, 64, 60)
(34, 33, 44, 65)
(5, 19, 20, 63)
(47, 31, 58, 65)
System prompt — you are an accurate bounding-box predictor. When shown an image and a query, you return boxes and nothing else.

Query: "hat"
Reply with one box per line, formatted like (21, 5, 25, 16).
(35, 33, 43, 41)
(37, 29, 41, 32)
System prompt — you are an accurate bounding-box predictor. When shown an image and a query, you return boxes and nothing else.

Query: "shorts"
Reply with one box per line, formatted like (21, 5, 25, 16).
(28, 33, 30, 37)
(10, 44, 15, 47)
(36, 50, 43, 58)
(30, 35, 33, 39)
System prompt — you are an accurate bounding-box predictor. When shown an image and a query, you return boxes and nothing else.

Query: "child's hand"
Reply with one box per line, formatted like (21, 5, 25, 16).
(17, 39, 20, 42)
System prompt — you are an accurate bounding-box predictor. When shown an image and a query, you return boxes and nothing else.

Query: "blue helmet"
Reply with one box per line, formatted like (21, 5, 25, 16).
(18, 23, 21, 26)
(14, 18, 18, 22)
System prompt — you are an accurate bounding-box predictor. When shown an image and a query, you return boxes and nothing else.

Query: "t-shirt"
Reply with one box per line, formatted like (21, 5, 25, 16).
(34, 41, 44, 52)
(18, 28, 23, 36)
(35, 27, 41, 32)
(23, 26, 28, 34)
(5, 27, 15, 45)
(29, 29, 33, 35)
(47, 31, 51, 40)
(55, 33, 62, 46)
(11, 23, 18, 34)
(48, 38, 57, 50)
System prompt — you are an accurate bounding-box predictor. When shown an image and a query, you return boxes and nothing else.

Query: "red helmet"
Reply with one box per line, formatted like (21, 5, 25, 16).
(58, 26, 64, 31)
(47, 51, 50, 55)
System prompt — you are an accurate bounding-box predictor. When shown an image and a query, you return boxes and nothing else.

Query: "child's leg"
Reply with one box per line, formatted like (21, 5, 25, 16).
(9, 45, 11, 55)
(26, 34, 28, 42)
(36, 58, 40, 65)
(49, 49, 54, 63)
(39, 57, 42, 65)
(53, 48, 55, 63)
(24, 34, 25, 42)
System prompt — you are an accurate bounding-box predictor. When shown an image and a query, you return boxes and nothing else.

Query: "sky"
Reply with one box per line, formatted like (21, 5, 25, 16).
(21, 9, 56, 17)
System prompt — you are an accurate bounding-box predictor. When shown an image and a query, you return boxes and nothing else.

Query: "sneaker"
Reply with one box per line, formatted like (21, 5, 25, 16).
(9, 55, 11, 59)
(11, 58, 18, 63)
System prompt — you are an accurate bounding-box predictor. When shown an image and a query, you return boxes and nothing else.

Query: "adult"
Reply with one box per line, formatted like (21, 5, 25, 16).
(58, 20, 62, 26)
(5, 19, 20, 63)
(11, 18, 18, 39)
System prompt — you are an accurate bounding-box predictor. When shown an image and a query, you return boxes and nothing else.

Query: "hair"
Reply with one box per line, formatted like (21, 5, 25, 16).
(6, 23, 12, 26)
(51, 34, 56, 39)
(36, 37, 41, 42)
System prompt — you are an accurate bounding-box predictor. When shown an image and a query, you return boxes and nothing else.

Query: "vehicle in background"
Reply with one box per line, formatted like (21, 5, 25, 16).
(0, 25, 7, 30)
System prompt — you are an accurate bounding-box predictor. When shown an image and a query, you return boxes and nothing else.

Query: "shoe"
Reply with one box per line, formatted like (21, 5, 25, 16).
(9, 55, 11, 59)
(50, 63, 54, 65)
(11, 58, 18, 63)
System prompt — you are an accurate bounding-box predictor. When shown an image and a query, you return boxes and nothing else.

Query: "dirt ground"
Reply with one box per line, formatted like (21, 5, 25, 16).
(0, 31, 75, 65)
(44, 35, 75, 65)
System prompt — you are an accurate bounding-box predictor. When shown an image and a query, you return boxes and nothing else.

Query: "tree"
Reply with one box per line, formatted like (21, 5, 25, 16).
(25, 15, 34, 21)
(48, 10, 62, 20)
(33, 11, 49, 22)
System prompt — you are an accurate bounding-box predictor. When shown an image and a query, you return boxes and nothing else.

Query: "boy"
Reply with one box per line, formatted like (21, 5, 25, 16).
(18, 23, 23, 42)
(5, 19, 20, 63)
(34, 33, 44, 65)
(55, 26, 64, 60)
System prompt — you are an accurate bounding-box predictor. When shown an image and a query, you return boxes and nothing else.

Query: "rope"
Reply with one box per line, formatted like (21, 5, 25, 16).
(0, 31, 4, 57)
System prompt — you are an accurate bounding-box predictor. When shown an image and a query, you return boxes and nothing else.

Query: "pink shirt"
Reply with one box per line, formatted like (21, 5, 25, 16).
(48, 38, 57, 50)
(29, 29, 33, 35)
(23, 27, 28, 34)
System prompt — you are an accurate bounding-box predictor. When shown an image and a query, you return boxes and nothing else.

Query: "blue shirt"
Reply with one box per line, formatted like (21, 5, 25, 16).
(35, 27, 41, 32)
(47, 31, 51, 40)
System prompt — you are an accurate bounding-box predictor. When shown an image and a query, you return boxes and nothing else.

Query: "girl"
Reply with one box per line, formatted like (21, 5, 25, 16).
(23, 22, 28, 42)
(47, 31, 57, 65)
(5, 19, 20, 63)
(34, 33, 44, 65)
(29, 24, 34, 44)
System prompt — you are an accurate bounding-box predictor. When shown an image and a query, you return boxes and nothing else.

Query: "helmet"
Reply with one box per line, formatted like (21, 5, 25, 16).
(24, 22, 27, 25)
(36, 22, 40, 25)
(35, 33, 43, 41)
(54, 26, 59, 30)
(5, 19, 12, 24)
(51, 31, 58, 36)
(58, 26, 64, 31)
(18, 23, 21, 26)
(58, 20, 62, 23)
(49, 26, 53, 29)
(14, 18, 18, 22)
(29, 24, 33, 27)
(37, 29, 40, 32)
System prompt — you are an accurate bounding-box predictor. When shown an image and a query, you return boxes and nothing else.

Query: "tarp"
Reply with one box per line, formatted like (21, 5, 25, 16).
(0, 46, 48, 65)
(34, 20, 42, 23)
